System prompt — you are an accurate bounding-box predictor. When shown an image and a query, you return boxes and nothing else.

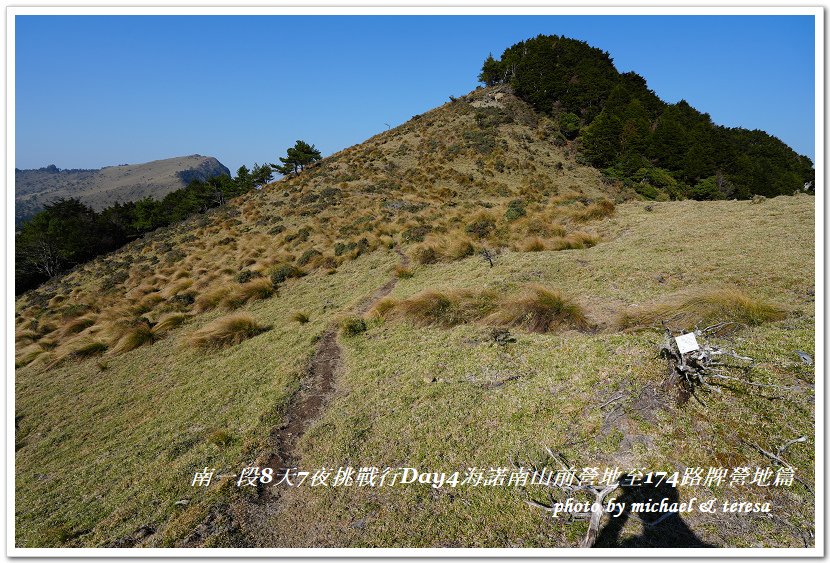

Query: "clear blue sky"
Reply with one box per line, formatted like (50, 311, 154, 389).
(15, 15, 815, 173)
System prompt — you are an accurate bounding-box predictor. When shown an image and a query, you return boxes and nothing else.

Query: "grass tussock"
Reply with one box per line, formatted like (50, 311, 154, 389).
(188, 312, 271, 349)
(134, 293, 164, 314)
(15, 329, 38, 345)
(268, 263, 304, 286)
(46, 338, 109, 368)
(292, 311, 310, 324)
(161, 279, 193, 299)
(616, 287, 788, 330)
(207, 429, 233, 447)
(109, 321, 155, 355)
(571, 199, 615, 222)
(225, 278, 274, 308)
(373, 289, 498, 328)
(368, 297, 397, 319)
(485, 285, 590, 332)
(411, 244, 439, 265)
(446, 238, 476, 260)
(394, 264, 413, 279)
(373, 285, 588, 333)
(151, 313, 190, 336)
(548, 231, 600, 250)
(16, 343, 46, 368)
(516, 232, 599, 253)
(518, 237, 548, 252)
(194, 287, 230, 313)
(58, 315, 96, 338)
(410, 236, 476, 265)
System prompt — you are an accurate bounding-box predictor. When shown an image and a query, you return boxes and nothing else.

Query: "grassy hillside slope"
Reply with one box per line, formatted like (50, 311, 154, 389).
(14, 86, 815, 548)
(264, 196, 814, 548)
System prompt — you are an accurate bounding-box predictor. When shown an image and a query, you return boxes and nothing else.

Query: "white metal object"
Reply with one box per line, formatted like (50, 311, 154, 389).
(675, 332, 700, 354)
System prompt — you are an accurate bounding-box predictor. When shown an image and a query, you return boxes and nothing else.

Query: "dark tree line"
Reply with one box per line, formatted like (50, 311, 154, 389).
(15, 163, 273, 294)
(481, 35, 814, 200)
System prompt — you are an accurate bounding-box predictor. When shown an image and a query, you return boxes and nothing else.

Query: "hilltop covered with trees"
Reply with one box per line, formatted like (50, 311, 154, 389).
(480, 35, 814, 200)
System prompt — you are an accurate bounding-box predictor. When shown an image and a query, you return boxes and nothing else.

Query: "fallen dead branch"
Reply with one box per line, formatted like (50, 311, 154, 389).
(519, 449, 619, 548)
(741, 435, 813, 494)
(517, 449, 678, 547)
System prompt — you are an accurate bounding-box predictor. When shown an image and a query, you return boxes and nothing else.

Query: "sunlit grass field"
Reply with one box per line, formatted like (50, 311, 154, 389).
(14, 85, 815, 548)
(259, 196, 816, 547)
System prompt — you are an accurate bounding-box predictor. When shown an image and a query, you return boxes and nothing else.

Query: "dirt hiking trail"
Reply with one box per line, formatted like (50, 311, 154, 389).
(181, 248, 410, 547)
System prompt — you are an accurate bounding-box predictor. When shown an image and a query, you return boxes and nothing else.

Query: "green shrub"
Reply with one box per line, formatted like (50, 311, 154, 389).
(207, 429, 233, 447)
(269, 264, 304, 285)
(236, 269, 261, 284)
(504, 199, 527, 221)
(339, 316, 367, 336)
(558, 112, 581, 140)
(634, 182, 661, 200)
(466, 218, 496, 238)
(402, 225, 431, 243)
(298, 249, 322, 266)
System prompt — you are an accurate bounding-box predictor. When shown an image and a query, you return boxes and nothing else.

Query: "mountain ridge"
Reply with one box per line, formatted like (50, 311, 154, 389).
(15, 154, 231, 226)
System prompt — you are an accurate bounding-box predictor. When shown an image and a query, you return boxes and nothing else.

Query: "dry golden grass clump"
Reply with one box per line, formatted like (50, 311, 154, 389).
(522, 215, 567, 238)
(571, 199, 616, 222)
(15, 343, 45, 368)
(394, 264, 413, 279)
(161, 279, 193, 299)
(485, 284, 590, 333)
(109, 320, 155, 356)
(410, 235, 477, 265)
(518, 237, 548, 252)
(188, 312, 271, 349)
(46, 337, 109, 369)
(411, 244, 439, 265)
(195, 287, 230, 312)
(548, 231, 600, 250)
(222, 278, 275, 309)
(15, 329, 39, 346)
(57, 315, 97, 339)
(151, 313, 190, 336)
(515, 231, 599, 252)
(291, 311, 310, 324)
(369, 297, 397, 319)
(372, 289, 498, 328)
(445, 237, 476, 260)
(616, 288, 788, 330)
(371, 285, 589, 333)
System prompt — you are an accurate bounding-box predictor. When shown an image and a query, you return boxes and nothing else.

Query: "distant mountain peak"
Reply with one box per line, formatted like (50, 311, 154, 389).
(15, 155, 231, 226)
